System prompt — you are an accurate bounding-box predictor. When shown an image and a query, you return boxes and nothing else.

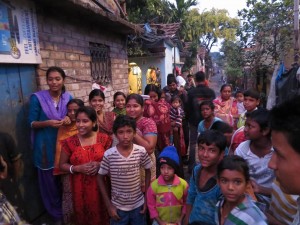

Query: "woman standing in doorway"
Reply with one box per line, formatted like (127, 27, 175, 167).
(29, 66, 72, 223)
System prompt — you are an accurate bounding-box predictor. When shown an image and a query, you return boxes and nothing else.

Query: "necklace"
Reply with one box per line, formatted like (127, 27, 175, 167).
(78, 134, 96, 150)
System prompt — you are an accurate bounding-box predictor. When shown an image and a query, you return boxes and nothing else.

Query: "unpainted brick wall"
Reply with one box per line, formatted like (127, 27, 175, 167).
(36, 9, 129, 111)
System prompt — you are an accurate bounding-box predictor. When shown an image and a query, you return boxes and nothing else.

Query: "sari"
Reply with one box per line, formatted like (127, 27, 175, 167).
(213, 96, 238, 127)
(112, 107, 126, 116)
(61, 133, 112, 225)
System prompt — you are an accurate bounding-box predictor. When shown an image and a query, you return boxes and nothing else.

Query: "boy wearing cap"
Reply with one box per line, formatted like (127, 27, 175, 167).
(147, 146, 189, 225)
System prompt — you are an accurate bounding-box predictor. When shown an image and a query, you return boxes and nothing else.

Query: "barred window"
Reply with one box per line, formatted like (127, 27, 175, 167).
(90, 42, 111, 85)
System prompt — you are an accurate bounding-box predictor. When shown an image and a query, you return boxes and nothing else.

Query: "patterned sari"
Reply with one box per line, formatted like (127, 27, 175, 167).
(61, 133, 112, 225)
(213, 96, 238, 127)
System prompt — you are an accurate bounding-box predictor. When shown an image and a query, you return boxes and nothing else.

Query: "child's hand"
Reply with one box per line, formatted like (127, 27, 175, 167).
(62, 116, 71, 125)
(140, 202, 147, 214)
(250, 179, 260, 193)
(108, 204, 120, 221)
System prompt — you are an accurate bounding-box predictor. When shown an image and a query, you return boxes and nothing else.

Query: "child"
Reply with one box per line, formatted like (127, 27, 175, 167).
(147, 146, 189, 225)
(215, 155, 267, 225)
(237, 89, 260, 129)
(235, 90, 246, 115)
(197, 100, 222, 135)
(112, 91, 126, 116)
(184, 130, 227, 225)
(235, 108, 275, 204)
(98, 115, 152, 225)
(170, 96, 186, 157)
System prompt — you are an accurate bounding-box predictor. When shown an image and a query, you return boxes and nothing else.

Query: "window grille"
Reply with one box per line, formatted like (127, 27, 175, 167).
(89, 43, 111, 85)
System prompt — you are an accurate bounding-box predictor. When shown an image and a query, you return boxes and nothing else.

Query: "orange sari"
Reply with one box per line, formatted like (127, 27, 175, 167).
(213, 96, 238, 127)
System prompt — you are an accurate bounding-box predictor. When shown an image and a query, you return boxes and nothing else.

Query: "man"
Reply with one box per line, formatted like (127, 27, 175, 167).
(185, 71, 215, 173)
(268, 95, 300, 225)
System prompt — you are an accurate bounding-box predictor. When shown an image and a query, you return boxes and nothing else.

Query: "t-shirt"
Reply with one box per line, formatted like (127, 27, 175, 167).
(99, 144, 152, 211)
(197, 117, 223, 134)
(291, 197, 300, 225)
(235, 140, 275, 189)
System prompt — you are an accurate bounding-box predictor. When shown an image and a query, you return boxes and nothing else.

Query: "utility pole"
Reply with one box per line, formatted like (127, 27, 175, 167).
(294, 0, 299, 64)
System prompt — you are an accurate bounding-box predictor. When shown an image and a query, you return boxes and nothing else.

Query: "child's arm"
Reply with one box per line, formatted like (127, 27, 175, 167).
(97, 174, 120, 221)
(141, 168, 151, 214)
(250, 179, 272, 196)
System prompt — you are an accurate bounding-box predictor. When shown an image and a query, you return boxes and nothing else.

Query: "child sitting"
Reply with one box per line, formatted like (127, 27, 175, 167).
(170, 96, 186, 158)
(235, 108, 275, 204)
(184, 130, 227, 225)
(98, 115, 152, 225)
(147, 146, 189, 225)
(215, 155, 267, 225)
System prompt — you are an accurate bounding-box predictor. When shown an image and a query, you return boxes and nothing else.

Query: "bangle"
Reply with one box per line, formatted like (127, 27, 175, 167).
(69, 165, 74, 174)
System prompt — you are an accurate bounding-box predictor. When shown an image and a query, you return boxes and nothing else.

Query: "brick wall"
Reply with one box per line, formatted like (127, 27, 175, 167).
(36, 8, 129, 111)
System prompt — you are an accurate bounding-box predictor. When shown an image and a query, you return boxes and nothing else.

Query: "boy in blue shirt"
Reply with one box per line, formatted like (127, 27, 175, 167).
(184, 130, 227, 225)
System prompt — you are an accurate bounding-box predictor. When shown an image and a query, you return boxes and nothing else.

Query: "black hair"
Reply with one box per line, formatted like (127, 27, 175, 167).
(197, 130, 227, 153)
(46, 66, 66, 93)
(210, 121, 233, 134)
(171, 95, 182, 104)
(270, 95, 300, 154)
(220, 84, 232, 92)
(217, 155, 250, 182)
(113, 91, 126, 102)
(75, 106, 98, 131)
(235, 90, 244, 97)
(113, 115, 136, 134)
(244, 89, 260, 100)
(194, 71, 205, 82)
(167, 77, 177, 85)
(200, 100, 215, 111)
(89, 89, 105, 102)
(246, 108, 270, 131)
(126, 93, 144, 107)
(144, 84, 162, 99)
(67, 99, 84, 108)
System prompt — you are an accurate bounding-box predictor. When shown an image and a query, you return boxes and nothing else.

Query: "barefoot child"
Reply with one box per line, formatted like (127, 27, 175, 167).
(216, 155, 267, 225)
(147, 146, 189, 225)
(98, 115, 152, 225)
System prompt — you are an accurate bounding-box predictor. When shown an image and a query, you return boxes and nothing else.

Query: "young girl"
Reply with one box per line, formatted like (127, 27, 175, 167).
(170, 96, 186, 158)
(216, 155, 267, 225)
(112, 91, 126, 116)
(235, 90, 246, 115)
(147, 146, 188, 225)
(198, 100, 222, 135)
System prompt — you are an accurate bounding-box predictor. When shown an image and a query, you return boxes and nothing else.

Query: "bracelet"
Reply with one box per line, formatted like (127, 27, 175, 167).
(69, 165, 74, 174)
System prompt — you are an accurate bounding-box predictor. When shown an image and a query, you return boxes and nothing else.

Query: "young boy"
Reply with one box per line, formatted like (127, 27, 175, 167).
(184, 130, 227, 225)
(147, 146, 189, 225)
(98, 115, 152, 225)
(216, 155, 267, 225)
(237, 89, 260, 129)
(235, 108, 275, 203)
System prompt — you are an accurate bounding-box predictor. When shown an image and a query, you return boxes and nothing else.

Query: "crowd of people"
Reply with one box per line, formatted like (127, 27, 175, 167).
(1, 65, 299, 225)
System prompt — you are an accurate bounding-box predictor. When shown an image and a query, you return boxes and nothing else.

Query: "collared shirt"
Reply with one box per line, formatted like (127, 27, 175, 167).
(235, 140, 275, 189)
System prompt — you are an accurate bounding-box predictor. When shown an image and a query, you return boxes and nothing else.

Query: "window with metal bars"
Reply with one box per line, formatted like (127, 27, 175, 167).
(89, 42, 111, 85)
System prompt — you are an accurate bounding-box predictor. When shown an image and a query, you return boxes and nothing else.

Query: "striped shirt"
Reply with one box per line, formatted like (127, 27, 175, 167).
(99, 144, 152, 211)
(215, 195, 267, 225)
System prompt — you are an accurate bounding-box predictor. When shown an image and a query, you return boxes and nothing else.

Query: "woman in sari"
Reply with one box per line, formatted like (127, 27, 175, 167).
(29, 66, 72, 223)
(60, 106, 112, 225)
(213, 84, 238, 128)
(53, 99, 84, 224)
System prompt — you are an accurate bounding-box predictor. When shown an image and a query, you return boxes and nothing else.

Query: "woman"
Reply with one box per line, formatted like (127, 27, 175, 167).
(53, 99, 84, 224)
(89, 89, 115, 136)
(60, 106, 112, 225)
(29, 66, 72, 223)
(213, 84, 238, 127)
(144, 84, 170, 152)
(126, 94, 157, 191)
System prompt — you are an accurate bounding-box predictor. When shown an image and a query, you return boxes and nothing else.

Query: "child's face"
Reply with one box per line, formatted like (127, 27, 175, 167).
(172, 99, 181, 109)
(168, 82, 177, 92)
(236, 93, 244, 103)
(114, 95, 126, 109)
(198, 143, 224, 168)
(201, 105, 214, 119)
(218, 169, 248, 204)
(76, 112, 95, 136)
(126, 99, 143, 119)
(244, 118, 262, 140)
(115, 125, 135, 147)
(149, 91, 159, 102)
(243, 96, 260, 111)
(89, 96, 105, 112)
(160, 164, 175, 184)
(67, 103, 80, 122)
